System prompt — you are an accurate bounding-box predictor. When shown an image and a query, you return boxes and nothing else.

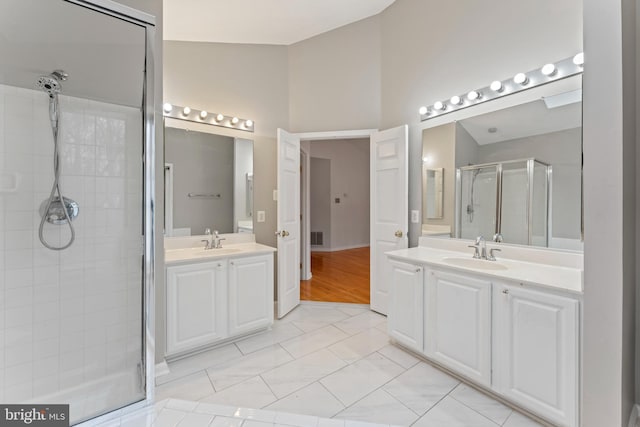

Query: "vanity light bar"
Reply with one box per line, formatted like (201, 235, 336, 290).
(419, 53, 584, 122)
(163, 104, 255, 133)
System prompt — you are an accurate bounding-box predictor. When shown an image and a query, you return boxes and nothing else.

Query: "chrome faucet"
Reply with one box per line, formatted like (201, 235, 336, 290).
(468, 236, 487, 259)
(201, 228, 214, 250)
(492, 233, 503, 243)
(212, 230, 225, 249)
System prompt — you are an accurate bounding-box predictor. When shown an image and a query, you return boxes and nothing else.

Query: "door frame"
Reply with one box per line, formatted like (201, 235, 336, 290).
(297, 129, 378, 281)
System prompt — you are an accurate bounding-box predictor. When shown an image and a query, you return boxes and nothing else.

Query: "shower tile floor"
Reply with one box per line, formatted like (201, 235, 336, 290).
(99, 302, 544, 427)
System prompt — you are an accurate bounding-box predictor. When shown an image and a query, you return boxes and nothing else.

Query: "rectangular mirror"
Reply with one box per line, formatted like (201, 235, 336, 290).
(164, 125, 254, 236)
(425, 168, 444, 219)
(422, 81, 583, 251)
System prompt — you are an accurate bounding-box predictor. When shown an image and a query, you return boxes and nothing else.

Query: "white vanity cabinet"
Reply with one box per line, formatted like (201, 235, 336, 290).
(425, 269, 492, 386)
(388, 260, 424, 352)
(492, 283, 579, 427)
(228, 254, 274, 336)
(165, 244, 276, 359)
(166, 261, 228, 356)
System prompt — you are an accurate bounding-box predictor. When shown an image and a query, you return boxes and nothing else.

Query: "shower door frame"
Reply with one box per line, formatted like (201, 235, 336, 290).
(63, 0, 157, 422)
(455, 158, 551, 246)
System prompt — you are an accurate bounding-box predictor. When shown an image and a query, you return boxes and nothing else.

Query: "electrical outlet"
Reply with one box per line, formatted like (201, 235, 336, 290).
(411, 210, 420, 224)
(257, 211, 265, 223)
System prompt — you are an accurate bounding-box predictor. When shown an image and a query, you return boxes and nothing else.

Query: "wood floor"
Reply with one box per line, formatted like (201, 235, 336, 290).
(300, 246, 370, 304)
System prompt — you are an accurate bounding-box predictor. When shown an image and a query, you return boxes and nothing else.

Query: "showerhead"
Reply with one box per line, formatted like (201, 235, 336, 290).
(36, 70, 68, 96)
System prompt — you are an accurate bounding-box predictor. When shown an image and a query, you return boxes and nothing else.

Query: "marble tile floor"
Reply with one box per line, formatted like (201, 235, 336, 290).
(148, 302, 544, 427)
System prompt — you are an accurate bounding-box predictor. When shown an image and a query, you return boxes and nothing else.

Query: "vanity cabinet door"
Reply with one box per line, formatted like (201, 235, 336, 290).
(493, 283, 578, 427)
(166, 261, 228, 356)
(425, 269, 492, 386)
(388, 260, 424, 352)
(228, 254, 274, 336)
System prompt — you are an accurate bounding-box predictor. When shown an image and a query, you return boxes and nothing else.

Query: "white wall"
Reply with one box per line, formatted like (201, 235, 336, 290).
(310, 138, 370, 251)
(310, 157, 332, 250)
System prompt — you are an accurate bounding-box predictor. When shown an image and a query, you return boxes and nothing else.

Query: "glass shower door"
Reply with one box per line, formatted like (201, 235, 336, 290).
(499, 161, 529, 245)
(0, 1, 151, 424)
(458, 165, 498, 240)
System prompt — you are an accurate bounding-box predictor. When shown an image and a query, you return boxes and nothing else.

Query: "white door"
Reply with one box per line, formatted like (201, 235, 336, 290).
(228, 254, 274, 335)
(370, 125, 409, 314)
(425, 269, 492, 386)
(276, 129, 301, 318)
(493, 283, 579, 427)
(388, 260, 424, 352)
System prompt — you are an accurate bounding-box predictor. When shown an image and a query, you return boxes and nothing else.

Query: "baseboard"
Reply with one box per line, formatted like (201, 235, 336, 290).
(628, 404, 639, 427)
(311, 244, 369, 253)
(155, 360, 170, 378)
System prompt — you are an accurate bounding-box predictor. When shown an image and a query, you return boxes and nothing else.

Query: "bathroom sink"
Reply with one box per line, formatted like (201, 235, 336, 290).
(442, 257, 508, 271)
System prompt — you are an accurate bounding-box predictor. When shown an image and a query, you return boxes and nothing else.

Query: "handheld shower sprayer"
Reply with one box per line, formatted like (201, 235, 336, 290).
(36, 70, 79, 250)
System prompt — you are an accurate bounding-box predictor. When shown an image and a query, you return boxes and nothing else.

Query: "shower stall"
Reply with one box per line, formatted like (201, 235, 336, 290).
(456, 159, 550, 247)
(0, 0, 155, 425)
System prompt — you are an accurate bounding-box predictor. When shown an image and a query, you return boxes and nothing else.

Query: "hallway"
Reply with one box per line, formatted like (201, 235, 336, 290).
(300, 247, 370, 304)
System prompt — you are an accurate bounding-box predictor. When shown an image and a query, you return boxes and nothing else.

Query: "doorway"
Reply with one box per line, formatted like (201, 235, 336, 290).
(299, 137, 371, 303)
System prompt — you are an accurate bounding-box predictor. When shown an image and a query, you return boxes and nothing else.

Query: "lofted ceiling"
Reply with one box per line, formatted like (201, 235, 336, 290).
(163, 0, 396, 45)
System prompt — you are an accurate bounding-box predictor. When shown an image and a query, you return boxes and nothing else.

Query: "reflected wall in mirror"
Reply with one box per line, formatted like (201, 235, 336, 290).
(422, 86, 582, 251)
(424, 168, 444, 219)
(164, 126, 254, 236)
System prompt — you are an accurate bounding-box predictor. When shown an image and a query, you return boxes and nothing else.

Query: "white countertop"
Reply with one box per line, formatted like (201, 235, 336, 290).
(166, 242, 276, 266)
(386, 245, 583, 294)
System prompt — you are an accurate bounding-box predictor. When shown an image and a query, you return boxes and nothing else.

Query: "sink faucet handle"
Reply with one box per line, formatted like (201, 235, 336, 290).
(492, 233, 503, 243)
(201, 239, 211, 250)
(468, 244, 481, 259)
(213, 230, 219, 237)
(488, 248, 502, 261)
(205, 228, 211, 235)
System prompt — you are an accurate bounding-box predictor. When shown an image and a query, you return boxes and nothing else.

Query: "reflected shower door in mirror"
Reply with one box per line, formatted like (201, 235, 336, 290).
(423, 80, 582, 251)
(164, 126, 254, 236)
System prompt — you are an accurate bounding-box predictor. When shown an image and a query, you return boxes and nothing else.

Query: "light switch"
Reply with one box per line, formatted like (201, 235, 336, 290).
(411, 210, 420, 223)
(257, 211, 266, 223)
(273, 190, 278, 201)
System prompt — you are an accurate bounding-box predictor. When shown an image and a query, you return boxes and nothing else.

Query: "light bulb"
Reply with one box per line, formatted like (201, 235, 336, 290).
(419, 106, 428, 115)
(163, 103, 173, 113)
(513, 73, 529, 85)
(422, 156, 432, 164)
(541, 63, 556, 76)
(434, 101, 445, 111)
(215, 113, 224, 122)
(245, 120, 253, 128)
(182, 106, 191, 116)
(490, 81, 503, 92)
(450, 95, 462, 105)
(231, 117, 239, 125)
(467, 91, 481, 101)
(573, 52, 584, 66)
(199, 110, 208, 119)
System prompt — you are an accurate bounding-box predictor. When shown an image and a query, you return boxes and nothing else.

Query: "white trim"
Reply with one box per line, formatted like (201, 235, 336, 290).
(311, 244, 370, 253)
(296, 129, 377, 141)
(164, 163, 174, 236)
(69, 0, 156, 25)
(627, 404, 639, 427)
(154, 360, 170, 378)
(300, 147, 312, 280)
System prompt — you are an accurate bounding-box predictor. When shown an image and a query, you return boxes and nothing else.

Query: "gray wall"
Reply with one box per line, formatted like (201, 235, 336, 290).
(310, 157, 332, 250)
(164, 41, 289, 249)
(310, 138, 370, 251)
(288, 15, 381, 132)
(165, 128, 234, 234)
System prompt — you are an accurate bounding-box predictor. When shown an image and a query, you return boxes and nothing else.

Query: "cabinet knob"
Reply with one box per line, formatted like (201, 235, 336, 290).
(230, 261, 234, 266)
(415, 268, 421, 273)
(217, 263, 222, 268)
(502, 289, 509, 295)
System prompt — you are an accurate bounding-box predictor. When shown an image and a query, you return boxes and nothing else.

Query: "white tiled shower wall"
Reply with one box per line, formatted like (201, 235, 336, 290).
(0, 84, 144, 417)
